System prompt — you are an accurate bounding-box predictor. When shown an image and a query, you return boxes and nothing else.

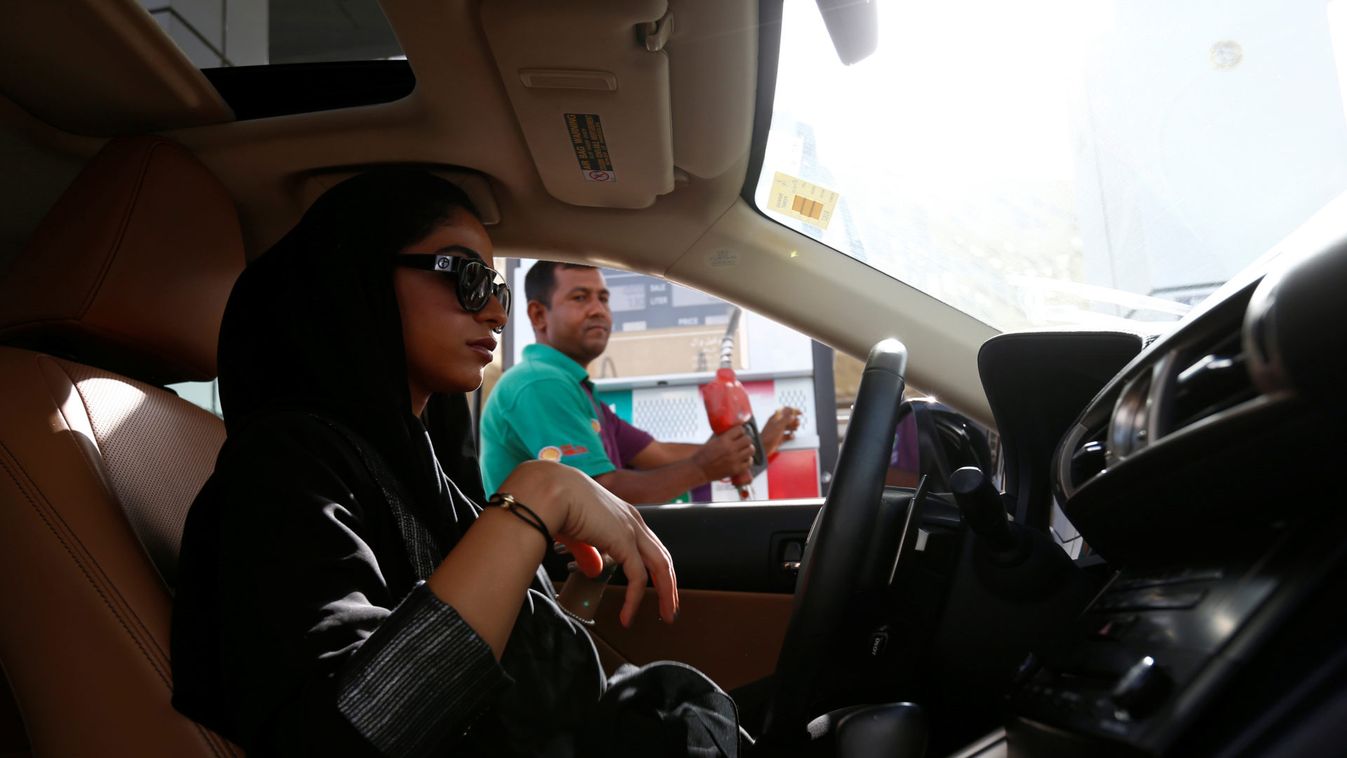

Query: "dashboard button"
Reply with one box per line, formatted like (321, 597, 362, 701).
(868, 629, 889, 657)
(1013, 652, 1041, 685)
(1101, 589, 1206, 612)
(1137, 590, 1205, 610)
(1092, 614, 1137, 640)
(1170, 567, 1224, 584)
(1111, 656, 1172, 719)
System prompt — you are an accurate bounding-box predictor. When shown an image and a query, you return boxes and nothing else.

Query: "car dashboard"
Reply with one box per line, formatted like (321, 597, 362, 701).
(964, 206, 1347, 756)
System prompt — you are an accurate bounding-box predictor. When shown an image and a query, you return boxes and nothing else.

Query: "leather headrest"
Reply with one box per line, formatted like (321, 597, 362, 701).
(0, 136, 244, 384)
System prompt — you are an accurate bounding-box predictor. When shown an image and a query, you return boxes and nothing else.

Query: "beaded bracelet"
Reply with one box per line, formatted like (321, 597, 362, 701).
(486, 493, 554, 547)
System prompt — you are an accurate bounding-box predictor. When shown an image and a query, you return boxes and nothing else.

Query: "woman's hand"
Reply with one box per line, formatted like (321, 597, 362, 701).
(497, 461, 679, 628)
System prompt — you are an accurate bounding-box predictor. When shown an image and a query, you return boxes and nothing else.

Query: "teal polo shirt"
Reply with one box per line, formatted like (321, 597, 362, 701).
(480, 343, 614, 495)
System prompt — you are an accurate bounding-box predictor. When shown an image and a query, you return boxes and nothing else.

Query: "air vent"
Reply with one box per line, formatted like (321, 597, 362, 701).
(1164, 332, 1258, 434)
(1056, 411, 1115, 498)
(1107, 370, 1154, 465)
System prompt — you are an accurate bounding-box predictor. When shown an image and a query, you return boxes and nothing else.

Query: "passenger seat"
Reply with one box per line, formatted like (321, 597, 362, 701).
(0, 136, 244, 756)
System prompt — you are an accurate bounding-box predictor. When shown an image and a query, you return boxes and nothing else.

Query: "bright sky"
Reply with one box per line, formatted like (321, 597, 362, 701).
(758, 0, 1347, 331)
(760, 0, 1112, 329)
(776, 0, 1104, 189)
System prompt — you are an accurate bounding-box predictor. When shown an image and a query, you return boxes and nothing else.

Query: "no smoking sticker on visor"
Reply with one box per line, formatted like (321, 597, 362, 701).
(565, 113, 617, 182)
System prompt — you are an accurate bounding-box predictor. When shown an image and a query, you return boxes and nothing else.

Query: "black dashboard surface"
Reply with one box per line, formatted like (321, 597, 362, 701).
(981, 209, 1347, 756)
(978, 331, 1144, 529)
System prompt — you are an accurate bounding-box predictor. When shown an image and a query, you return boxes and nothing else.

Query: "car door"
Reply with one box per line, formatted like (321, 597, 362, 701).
(481, 260, 849, 693)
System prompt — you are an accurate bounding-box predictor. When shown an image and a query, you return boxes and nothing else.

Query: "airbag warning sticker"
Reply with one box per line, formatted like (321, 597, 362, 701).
(769, 172, 838, 229)
(565, 113, 616, 182)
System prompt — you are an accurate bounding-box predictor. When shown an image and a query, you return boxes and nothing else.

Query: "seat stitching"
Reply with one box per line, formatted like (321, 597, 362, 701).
(194, 718, 235, 758)
(76, 142, 157, 318)
(0, 444, 170, 686)
(3, 444, 237, 757)
(41, 356, 111, 489)
(38, 363, 239, 758)
(51, 359, 171, 660)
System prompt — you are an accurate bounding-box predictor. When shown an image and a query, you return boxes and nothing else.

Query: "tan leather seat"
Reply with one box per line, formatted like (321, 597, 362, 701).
(0, 136, 244, 756)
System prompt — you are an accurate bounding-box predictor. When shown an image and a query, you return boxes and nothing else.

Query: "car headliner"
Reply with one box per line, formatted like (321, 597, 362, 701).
(0, 0, 1000, 422)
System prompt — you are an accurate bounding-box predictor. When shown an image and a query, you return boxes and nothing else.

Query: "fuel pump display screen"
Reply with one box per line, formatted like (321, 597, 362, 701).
(607, 283, 646, 313)
(606, 271, 734, 332)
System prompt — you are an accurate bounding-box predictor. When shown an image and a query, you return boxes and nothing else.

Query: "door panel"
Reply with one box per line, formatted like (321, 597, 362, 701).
(637, 500, 823, 593)
(584, 587, 794, 692)
(572, 501, 823, 690)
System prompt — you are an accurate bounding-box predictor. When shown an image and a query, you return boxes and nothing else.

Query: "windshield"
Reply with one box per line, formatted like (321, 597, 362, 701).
(755, 0, 1347, 330)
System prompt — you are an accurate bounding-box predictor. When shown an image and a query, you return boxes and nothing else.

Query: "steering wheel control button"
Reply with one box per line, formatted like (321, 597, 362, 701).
(1013, 652, 1041, 685)
(868, 629, 890, 658)
(1110, 656, 1172, 720)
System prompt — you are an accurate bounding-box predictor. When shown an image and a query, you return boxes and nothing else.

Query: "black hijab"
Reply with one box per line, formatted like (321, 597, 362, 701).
(201, 170, 736, 757)
(217, 169, 480, 515)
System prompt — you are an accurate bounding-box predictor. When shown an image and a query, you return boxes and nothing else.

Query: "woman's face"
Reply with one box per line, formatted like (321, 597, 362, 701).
(394, 207, 507, 408)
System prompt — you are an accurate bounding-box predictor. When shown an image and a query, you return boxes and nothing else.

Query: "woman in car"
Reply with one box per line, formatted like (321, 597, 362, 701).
(170, 170, 738, 756)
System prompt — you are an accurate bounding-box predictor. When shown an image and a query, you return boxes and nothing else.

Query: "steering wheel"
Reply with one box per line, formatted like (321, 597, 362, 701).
(761, 338, 909, 742)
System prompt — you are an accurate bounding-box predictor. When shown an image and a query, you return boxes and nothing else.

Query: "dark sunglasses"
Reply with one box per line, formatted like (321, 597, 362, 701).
(396, 250, 512, 325)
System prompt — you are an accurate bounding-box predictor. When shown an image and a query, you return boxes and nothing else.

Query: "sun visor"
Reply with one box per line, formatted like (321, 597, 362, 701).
(482, 0, 674, 209)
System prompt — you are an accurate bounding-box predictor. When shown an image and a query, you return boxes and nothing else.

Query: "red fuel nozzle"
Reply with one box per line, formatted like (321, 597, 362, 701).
(702, 367, 762, 499)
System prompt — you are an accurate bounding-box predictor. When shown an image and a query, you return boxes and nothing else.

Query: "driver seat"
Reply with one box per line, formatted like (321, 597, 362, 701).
(0, 136, 244, 755)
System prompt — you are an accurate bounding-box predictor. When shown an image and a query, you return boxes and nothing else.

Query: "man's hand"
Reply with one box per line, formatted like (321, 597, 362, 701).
(760, 406, 803, 457)
(692, 426, 757, 481)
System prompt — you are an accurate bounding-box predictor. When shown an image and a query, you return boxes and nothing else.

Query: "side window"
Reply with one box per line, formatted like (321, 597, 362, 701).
(500, 260, 840, 504)
(167, 380, 223, 417)
(834, 351, 1005, 497)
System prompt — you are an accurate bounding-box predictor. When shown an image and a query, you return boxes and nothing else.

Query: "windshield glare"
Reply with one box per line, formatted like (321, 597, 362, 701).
(756, 0, 1347, 331)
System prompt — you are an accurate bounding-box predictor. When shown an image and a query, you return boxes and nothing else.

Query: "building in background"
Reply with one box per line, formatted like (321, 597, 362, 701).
(136, 0, 267, 68)
(135, 0, 402, 69)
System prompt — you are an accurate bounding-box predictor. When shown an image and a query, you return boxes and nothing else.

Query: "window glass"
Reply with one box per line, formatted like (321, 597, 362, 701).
(167, 380, 222, 417)
(135, 0, 402, 68)
(502, 260, 838, 504)
(757, 0, 1347, 331)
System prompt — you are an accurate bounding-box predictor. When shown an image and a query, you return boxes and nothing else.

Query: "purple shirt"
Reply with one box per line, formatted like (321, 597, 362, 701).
(890, 412, 919, 471)
(582, 381, 655, 468)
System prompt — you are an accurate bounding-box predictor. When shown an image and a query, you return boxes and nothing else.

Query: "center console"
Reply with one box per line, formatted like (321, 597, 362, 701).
(967, 209, 1347, 756)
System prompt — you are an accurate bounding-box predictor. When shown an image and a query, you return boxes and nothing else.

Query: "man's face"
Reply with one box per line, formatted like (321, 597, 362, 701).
(530, 267, 612, 366)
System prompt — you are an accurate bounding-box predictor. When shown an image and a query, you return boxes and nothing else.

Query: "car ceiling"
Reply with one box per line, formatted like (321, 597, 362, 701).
(0, 0, 999, 422)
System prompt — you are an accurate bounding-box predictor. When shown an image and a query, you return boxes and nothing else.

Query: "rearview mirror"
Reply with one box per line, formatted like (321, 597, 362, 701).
(815, 0, 879, 65)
